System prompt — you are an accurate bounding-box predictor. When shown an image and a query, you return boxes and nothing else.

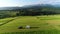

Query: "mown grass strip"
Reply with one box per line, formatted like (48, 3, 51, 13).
(0, 17, 18, 26)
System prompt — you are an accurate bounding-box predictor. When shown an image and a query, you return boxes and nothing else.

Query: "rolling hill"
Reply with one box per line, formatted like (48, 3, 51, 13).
(0, 15, 60, 34)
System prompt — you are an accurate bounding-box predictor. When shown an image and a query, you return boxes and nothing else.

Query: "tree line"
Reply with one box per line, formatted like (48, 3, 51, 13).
(16, 8, 57, 16)
(0, 6, 60, 19)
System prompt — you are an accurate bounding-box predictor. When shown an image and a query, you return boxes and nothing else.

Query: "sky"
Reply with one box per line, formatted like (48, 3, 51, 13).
(0, 0, 60, 7)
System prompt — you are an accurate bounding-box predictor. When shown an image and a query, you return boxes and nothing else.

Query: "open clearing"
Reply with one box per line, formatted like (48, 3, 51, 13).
(0, 15, 60, 34)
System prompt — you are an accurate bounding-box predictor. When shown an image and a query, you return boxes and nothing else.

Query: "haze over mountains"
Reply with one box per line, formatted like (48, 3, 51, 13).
(0, 4, 59, 10)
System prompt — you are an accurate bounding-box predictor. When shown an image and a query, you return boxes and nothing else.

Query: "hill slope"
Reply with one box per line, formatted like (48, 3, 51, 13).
(0, 16, 60, 34)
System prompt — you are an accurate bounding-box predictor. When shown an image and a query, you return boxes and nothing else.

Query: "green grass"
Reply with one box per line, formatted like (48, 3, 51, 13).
(0, 15, 60, 34)
(1, 30, 60, 34)
(0, 17, 17, 26)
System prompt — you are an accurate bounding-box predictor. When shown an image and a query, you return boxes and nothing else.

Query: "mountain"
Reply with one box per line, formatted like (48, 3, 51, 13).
(20, 4, 55, 10)
(0, 7, 22, 10)
(0, 4, 55, 10)
(50, 3, 60, 7)
(22, 4, 54, 8)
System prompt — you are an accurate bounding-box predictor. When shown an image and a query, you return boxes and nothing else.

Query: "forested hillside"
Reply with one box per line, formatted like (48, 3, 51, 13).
(0, 4, 60, 18)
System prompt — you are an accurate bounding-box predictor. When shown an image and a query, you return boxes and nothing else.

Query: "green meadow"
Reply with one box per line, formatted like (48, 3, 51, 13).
(0, 15, 60, 34)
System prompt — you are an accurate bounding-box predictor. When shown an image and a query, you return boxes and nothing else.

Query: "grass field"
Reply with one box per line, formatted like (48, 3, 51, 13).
(0, 15, 60, 34)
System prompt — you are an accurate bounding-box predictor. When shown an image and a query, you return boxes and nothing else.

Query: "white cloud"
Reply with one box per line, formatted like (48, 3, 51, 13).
(38, 0, 60, 5)
(0, 0, 60, 7)
(0, 0, 23, 7)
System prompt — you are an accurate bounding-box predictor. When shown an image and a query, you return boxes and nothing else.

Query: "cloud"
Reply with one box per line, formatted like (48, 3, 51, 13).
(0, 0, 60, 7)
(21, 0, 60, 5)
(38, 0, 60, 5)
